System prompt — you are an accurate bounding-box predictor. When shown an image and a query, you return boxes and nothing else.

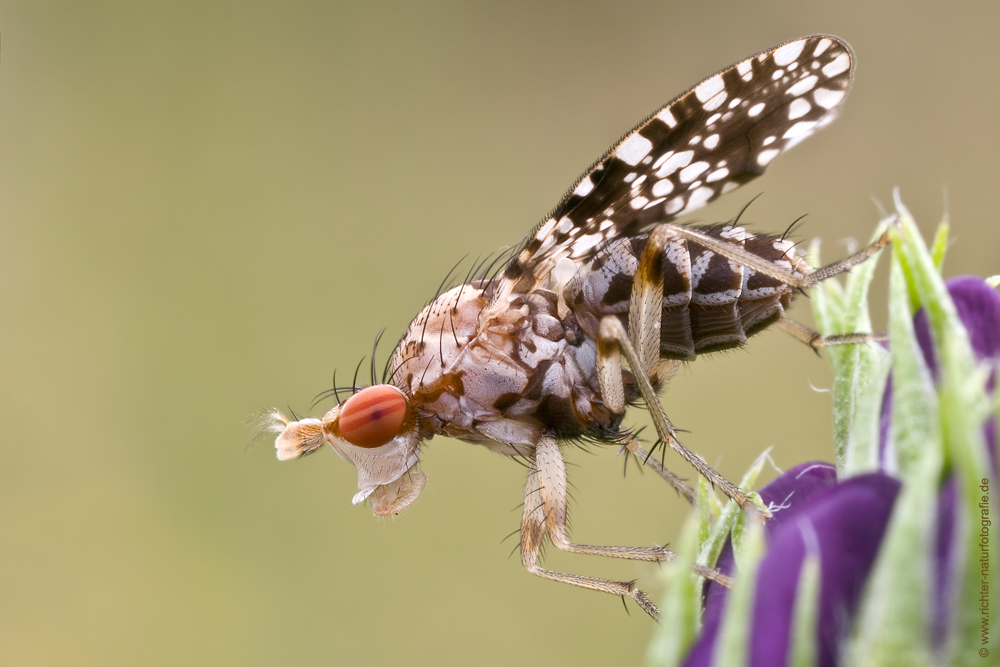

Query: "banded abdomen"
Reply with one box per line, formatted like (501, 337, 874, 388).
(564, 224, 813, 360)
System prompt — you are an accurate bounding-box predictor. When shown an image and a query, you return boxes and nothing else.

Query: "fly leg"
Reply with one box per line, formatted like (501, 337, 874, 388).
(624, 359, 695, 505)
(598, 315, 766, 518)
(777, 316, 887, 349)
(622, 433, 695, 504)
(596, 226, 698, 503)
(662, 223, 892, 292)
(597, 226, 770, 518)
(519, 435, 733, 619)
(620, 359, 696, 504)
(520, 435, 659, 619)
(663, 222, 894, 350)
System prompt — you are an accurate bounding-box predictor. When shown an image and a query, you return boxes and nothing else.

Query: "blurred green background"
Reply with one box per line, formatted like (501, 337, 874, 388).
(2, 1, 998, 665)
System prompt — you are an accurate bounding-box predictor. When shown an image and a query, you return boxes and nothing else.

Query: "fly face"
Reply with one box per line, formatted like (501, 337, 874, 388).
(269, 383, 426, 516)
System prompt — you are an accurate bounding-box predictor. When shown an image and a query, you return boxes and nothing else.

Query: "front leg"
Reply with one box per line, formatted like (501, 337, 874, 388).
(520, 436, 661, 618)
(519, 436, 733, 619)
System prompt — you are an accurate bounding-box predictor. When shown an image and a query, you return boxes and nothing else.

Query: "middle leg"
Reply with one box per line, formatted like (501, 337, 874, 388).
(597, 225, 770, 519)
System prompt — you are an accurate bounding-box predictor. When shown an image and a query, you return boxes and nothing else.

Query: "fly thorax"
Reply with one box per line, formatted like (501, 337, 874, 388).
(466, 288, 609, 439)
(389, 283, 487, 403)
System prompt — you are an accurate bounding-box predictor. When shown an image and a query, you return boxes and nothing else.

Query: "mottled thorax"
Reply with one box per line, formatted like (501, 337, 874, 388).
(388, 276, 616, 453)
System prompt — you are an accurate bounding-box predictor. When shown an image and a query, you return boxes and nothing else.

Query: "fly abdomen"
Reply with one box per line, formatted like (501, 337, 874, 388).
(566, 224, 813, 360)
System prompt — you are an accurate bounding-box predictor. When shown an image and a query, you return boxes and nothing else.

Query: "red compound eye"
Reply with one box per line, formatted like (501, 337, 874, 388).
(338, 385, 408, 449)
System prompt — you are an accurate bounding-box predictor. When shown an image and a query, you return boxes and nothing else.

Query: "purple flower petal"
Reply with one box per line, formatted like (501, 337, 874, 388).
(911, 277, 1000, 646)
(881, 276, 1000, 467)
(699, 463, 838, 630)
(685, 278, 997, 666)
(932, 476, 958, 647)
(689, 463, 837, 664)
(684, 466, 899, 667)
(914, 276, 1000, 376)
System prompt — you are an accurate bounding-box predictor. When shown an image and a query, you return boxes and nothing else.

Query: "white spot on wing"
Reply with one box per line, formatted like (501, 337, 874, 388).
(630, 196, 649, 209)
(665, 197, 685, 215)
(537, 233, 556, 255)
(762, 136, 776, 146)
(703, 90, 727, 111)
(571, 233, 603, 255)
(813, 38, 832, 56)
(655, 150, 694, 177)
(680, 186, 714, 214)
(651, 179, 674, 197)
(788, 98, 812, 119)
(616, 134, 653, 166)
(695, 75, 725, 102)
(704, 134, 720, 149)
(737, 60, 752, 78)
(657, 108, 678, 127)
(652, 150, 674, 170)
(773, 40, 806, 66)
(822, 52, 851, 77)
(813, 87, 846, 109)
(748, 102, 765, 117)
(706, 167, 729, 182)
(557, 217, 574, 234)
(679, 161, 710, 183)
(757, 148, 780, 166)
(787, 75, 818, 96)
(572, 177, 594, 197)
(535, 218, 556, 240)
(783, 120, 818, 139)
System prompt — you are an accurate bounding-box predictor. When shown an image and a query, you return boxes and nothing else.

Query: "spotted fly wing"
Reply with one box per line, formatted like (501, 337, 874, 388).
(497, 35, 854, 300)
